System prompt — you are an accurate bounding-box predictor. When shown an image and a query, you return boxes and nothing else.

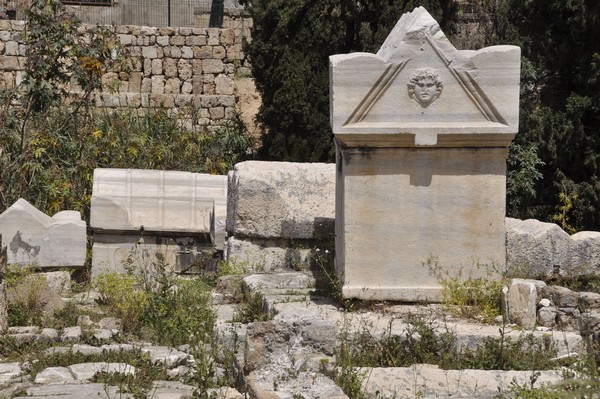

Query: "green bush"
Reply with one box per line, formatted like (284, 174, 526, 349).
(95, 273, 148, 334)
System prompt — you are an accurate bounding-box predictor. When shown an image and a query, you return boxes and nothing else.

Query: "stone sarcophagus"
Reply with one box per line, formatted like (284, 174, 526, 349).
(330, 7, 520, 301)
(90, 168, 228, 276)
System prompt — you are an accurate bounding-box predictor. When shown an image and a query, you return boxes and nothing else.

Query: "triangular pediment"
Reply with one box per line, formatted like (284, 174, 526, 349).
(345, 34, 506, 131)
(329, 7, 521, 147)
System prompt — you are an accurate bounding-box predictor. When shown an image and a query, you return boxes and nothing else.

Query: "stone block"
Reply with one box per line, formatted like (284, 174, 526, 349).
(360, 366, 561, 399)
(207, 28, 220, 45)
(0, 199, 86, 268)
(90, 168, 227, 233)
(215, 73, 234, 95)
(546, 285, 579, 308)
(506, 217, 574, 277)
(151, 58, 162, 75)
(226, 161, 335, 239)
(4, 41, 18, 56)
(203, 59, 225, 74)
(579, 291, 600, 311)
(194, 45, 213, 59)
(571, 231, 600, 273)
(68, 362, 134, 381)
(165, 77, 181, 94)
(151, 75, 165, 94)
(506, 279, 545, 330)
(141, 46, 158, 59)
(178, 59, 193, 80)
(181, 46, 193, 59)
(34, 367, 74, 384)
(0, 55, 23, 71)
(225, 237, 312, 272)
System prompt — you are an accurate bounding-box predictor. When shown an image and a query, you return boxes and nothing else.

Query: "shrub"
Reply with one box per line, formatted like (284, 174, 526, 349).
(95, 273, 147, 334)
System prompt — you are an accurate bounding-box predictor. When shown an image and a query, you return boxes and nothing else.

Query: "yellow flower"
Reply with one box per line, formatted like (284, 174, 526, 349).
(91, 129, 102, 140)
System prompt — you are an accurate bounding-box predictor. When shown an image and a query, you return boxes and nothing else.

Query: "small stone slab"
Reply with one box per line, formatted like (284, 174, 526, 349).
(142, 346, 191, 368)
(506, 278, 546, 330)
(34, 367, 75, 384)
(360, 365, 561, 399)
(242, 272, 316, 299)
(68, 362, 135, 381)
(151, 381, 195, 398)
(0, 362, 22, 384)
(18, 383, 131, 398)
(60, 326, 82, 343)
(246, 370, 348, 399)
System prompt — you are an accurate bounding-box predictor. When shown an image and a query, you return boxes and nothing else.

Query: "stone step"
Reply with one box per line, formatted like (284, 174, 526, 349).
(360, 364, 562, 399)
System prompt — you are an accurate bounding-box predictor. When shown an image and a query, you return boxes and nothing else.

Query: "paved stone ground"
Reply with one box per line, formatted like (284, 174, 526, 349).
(0, 271, 593, 398)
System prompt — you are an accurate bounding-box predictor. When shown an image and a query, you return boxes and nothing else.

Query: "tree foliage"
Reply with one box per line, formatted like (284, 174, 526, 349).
(501, 0, 600, 231)
(242, 0, 457, 162)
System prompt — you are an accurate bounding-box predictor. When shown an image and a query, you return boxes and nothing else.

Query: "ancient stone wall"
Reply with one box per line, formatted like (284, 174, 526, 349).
(0, 17, 252, 126)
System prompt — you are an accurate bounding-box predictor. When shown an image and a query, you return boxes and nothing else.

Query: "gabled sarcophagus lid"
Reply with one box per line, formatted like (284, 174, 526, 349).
(330, 7, 521, 147)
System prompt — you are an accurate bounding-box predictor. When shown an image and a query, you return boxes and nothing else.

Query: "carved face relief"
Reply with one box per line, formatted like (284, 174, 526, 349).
(407, 68, 443, 107)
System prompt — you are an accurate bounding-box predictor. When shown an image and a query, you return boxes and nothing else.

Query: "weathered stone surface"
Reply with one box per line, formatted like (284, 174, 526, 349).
(246, 370, 348, 399)
(506, 217, 574, 277)
(91, 233, 213, 276)
(7, 276, 66, 315)
(0, 362, 21, 384)
(61, 326, 82, 343)
(506, 279, 546, 330)
(17, 383, 129, 398)
(34, 367, 75, 384)
(225, 237, 312, 272)
(537, 306, 558, 327)
(331, 7, 519, 301)
(579, 291, 600, 311)
(90, 169, 227, 233)
(141, 346, 191, 368)
(211, 199, 227, 251)
(242, 272, 316, 298)
(361, 365, 561, 399)
(226, 161, 335, 239)
(151, 380, 195, 399)
(41, 271, 71, 295)
(0, 199, 86, 268)
(543, 286, 579, 308)
(570, 230, 600, 274)
(68, 362, 134, 381)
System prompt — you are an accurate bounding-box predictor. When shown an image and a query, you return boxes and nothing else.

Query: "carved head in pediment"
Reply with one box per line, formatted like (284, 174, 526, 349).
(407, 68, 443, 107)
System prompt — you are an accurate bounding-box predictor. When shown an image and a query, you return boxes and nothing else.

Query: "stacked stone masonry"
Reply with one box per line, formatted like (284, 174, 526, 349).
(0, 18, 251, 126)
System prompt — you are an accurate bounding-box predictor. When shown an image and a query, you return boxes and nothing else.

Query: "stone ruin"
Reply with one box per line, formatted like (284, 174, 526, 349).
(330, 6, 521, 301)
(0, 198, 86, 268)
(224, 161, 335, 272)
(90, 168, 227, 276)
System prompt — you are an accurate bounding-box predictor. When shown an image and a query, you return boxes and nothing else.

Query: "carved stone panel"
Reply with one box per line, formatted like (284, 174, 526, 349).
(330, 7, 520, 148)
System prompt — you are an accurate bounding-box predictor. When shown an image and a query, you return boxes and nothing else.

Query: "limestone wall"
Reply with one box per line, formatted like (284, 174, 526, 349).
(0, 17, 253, 126)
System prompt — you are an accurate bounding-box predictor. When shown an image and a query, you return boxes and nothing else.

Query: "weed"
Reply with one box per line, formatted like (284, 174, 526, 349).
(217, 258, 250, 278)
(94, 273, 147, 334)
(426, 257, 504, 322)
(234, 292, 271, 323)
(440, 277, 503, 322)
